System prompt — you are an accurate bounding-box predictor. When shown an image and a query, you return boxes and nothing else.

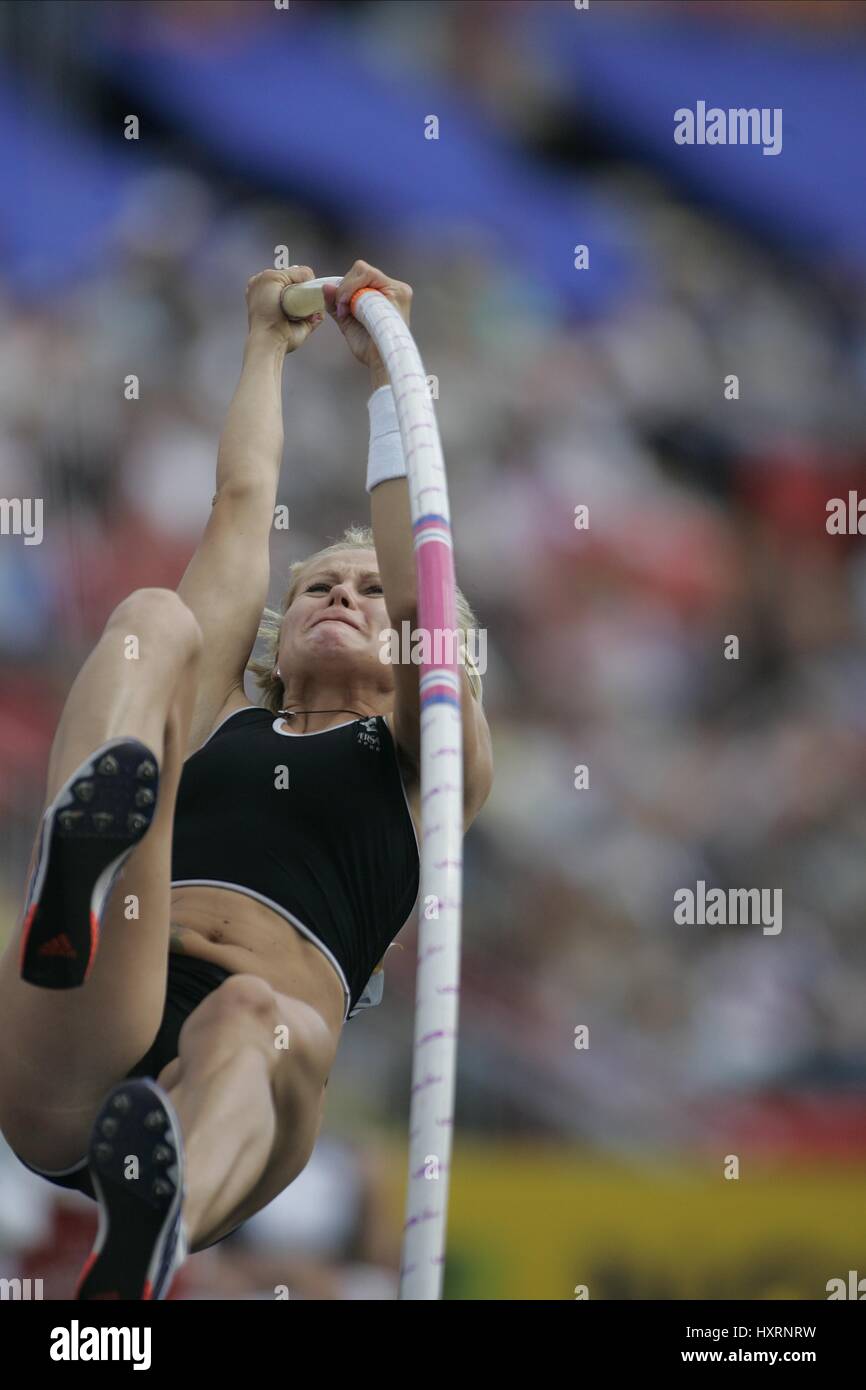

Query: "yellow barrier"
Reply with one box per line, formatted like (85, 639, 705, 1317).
(382, 1139, 866, 1300)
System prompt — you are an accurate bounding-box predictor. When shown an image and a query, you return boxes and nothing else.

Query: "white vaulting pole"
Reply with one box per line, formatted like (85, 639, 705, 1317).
(283, 277, 463, 1300)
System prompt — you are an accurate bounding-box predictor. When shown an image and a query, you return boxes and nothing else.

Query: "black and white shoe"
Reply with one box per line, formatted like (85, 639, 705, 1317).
(76, 1079, 188, 1301)
(19, 738, 160, 989)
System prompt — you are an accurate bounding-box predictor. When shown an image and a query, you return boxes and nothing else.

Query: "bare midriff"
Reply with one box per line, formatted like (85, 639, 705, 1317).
(168, 883, 347, 1040)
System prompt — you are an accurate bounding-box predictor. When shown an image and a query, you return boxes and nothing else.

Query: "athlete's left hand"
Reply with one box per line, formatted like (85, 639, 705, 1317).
(322, 261, 413, 374)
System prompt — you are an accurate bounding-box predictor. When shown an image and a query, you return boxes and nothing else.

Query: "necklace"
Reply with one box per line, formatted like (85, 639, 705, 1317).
(277, 707, 367, 719)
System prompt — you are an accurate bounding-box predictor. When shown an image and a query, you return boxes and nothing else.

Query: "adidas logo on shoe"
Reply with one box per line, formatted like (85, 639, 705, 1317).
(37, 933, 77, 958)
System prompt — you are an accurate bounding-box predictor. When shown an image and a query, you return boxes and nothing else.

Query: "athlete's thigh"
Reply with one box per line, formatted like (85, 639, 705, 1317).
(187, 991, 337, 1249)
(239, 988, 337, 1214)
(188, 1079, 328, 1252)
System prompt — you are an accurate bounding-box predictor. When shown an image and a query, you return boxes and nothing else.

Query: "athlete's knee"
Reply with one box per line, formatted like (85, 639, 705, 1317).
(181, 975, 335, 1094)
(271, 997, 336, 1098)
(178, 974, 282, 1061)
(105, 589, 203, 661)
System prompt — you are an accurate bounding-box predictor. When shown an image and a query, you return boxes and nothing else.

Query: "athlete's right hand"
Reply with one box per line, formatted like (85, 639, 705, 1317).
(246, 267, 323, 352)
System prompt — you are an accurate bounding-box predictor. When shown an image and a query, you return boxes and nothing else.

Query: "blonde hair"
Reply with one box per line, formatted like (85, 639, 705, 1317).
(247, 524, 484, 713)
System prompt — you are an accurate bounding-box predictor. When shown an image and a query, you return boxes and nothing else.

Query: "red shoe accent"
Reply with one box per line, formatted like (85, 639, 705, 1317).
(75, 1250, 98, 1298)
(85, 910, 101, 980)
(37, 932, 77, 958)
(18, 903, 37, 971)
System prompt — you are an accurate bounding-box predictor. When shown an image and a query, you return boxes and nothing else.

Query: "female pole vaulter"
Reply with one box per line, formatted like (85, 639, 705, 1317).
(0, 262, 492, 1299)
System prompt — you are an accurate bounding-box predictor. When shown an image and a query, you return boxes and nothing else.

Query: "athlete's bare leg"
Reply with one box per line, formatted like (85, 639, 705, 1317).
(0, 588, 202, 1169)
(157, 975, 337, 1250)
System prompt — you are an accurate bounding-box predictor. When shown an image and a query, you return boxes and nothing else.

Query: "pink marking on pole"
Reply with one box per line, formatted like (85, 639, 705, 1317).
(419, 1028, 457, 1045)
(403, 1209, 440, 1229)
(417, 541, 457, 640)
(411, 1072, 445, 1095)
(422, 783, 461, 802)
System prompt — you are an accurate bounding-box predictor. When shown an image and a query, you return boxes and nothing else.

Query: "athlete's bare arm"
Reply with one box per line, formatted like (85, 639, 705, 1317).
(177, 268, 324, 754)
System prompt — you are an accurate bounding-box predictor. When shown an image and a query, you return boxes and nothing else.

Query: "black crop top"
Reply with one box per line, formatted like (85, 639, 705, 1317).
(170, 707, 420, 1017)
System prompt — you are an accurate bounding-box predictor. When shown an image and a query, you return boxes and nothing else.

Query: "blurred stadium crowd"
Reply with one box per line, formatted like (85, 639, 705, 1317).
(2, 0, 866, 1297)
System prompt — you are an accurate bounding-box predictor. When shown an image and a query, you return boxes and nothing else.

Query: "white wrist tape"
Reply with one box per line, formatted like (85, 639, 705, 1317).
(366, 385, 408, 493)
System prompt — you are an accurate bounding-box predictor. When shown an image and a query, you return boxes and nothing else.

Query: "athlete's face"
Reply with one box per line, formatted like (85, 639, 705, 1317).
(278, 548, 394, 687)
